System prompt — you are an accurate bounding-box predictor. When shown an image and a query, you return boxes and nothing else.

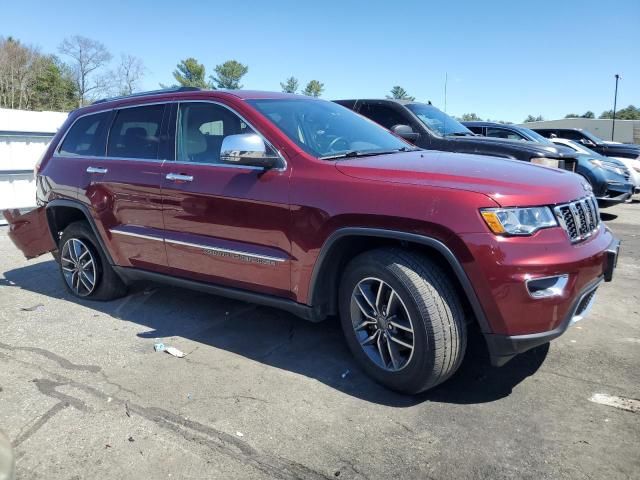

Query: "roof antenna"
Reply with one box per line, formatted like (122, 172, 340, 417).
(444, 72, 448, 113)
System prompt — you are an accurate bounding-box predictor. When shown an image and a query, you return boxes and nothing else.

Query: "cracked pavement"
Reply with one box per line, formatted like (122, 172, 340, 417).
(1, 202, 639, 479)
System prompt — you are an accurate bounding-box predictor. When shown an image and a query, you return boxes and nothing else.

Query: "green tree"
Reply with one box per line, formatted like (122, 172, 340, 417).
(523, 115, 544, 123)
(581, 111, 595, 119)
(171, 57, 210, 89)
(565, 113, 579, 118)
(280, 76, 299, 93)
(387, 86, 414, 101)
(599, 105, 640, 120)
(211, 60, 248, 89)
(302, 80, 324, 97)
(31, 55, 78, 111)
(460, 113, 482, 121)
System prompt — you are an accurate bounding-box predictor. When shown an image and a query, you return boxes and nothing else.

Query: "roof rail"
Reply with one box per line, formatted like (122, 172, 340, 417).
(92, 86, 203, 105)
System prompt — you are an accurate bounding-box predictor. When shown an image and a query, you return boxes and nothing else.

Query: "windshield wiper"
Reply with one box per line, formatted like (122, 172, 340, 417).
(321, 147, 418, 160)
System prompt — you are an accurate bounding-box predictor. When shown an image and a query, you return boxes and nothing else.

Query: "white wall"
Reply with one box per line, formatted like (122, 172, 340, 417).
(0, 108, 68, 222)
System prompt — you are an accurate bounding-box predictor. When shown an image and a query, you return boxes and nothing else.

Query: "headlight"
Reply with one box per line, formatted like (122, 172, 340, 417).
(531, 157, 560, 168)
(589, 159, 625, 175)
(480, 207, 558, 235)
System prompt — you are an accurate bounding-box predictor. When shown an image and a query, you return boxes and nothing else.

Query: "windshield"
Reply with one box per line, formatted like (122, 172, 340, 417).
(561, 139, 602, 157)
(519, 127, 554, 144)
(580, 130, 604, 144)
(406, 104, 473, 137)
(247, 99, 413, 159)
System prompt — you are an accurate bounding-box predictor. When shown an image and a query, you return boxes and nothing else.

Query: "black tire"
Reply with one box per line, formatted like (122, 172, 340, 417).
(58, 221, 127, 301)
(339, 248, 467, 394)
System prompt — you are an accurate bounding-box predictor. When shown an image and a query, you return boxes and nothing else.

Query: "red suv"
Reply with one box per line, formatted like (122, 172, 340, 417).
(4, 88, 620, 393)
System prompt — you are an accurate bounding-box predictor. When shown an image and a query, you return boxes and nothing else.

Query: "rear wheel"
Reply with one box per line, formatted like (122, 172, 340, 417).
(339, 248, 467, 394)
(58, 221, 127, 301)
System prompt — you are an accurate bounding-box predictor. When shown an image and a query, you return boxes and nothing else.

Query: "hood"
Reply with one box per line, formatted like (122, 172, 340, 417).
(335, 150, 588, 207)
(451, 135, 576, 159)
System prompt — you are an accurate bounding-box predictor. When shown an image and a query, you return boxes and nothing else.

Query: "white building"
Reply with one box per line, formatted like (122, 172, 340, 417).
(519, 118, 640, 144)
(0, 108, 68, 224)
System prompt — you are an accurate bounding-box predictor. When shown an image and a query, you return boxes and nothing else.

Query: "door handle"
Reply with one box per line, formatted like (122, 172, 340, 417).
(86, 166, 108, 174)
(166, 173, 194, 182)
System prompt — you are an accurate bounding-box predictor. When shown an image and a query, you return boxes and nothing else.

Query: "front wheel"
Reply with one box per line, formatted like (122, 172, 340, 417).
(339, 248, 467, 394)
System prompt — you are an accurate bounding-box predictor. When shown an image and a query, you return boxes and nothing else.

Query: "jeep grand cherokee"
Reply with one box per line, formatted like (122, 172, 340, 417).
(3, 88, 620, 394)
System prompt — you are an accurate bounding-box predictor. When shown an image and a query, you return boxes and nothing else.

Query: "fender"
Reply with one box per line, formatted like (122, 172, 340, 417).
(45, 199, 116, 265)
(308, 227, 492, 334)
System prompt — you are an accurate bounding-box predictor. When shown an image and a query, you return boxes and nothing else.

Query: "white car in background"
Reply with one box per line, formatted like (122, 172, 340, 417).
(551, 138, 640, 194)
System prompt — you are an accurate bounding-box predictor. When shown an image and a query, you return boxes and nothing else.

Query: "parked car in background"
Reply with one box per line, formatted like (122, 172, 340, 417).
(551, 137, 640, 195)
(335, 99, 578, 171)
(532, 128, 640, 160)
(466, 122, 633, 207)
(3, 89, 619, 394)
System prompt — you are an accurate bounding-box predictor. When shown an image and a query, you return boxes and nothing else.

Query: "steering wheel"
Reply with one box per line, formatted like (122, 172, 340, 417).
(328, 136, 349, 152)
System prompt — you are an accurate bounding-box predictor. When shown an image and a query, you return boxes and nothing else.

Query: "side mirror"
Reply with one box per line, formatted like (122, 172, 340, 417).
(220, 134, 281, 169)
(391, 124, 419, 142)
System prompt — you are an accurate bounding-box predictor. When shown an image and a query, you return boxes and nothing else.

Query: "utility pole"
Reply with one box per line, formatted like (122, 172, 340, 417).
(612, 74, 621, 141)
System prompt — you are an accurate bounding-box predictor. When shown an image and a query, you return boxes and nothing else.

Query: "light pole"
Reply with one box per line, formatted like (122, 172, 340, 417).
(612, 74, 621, 141)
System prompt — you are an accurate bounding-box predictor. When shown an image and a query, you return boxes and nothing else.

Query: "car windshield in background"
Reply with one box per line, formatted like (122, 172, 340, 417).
(406, 103, 473, 137)
(248, 99, 413, 159)
(580, 129, 605, 144)
(521, 127, 554, 144)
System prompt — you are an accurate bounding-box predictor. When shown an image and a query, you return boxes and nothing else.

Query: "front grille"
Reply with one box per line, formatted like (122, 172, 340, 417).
(554, 195, 600, 243)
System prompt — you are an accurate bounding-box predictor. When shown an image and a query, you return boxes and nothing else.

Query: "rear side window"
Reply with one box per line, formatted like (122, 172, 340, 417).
(558, 130, 583, 141)
(59, 112, 110, 157)
(107, 105, 165, 159)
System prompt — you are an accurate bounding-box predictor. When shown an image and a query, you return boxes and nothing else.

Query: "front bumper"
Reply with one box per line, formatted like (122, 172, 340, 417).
(482, 237, 620, 366)
(595, 182, 634, 207)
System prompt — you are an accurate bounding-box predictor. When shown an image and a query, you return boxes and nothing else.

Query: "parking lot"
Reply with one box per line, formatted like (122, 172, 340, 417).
(0, 202, 638, 479)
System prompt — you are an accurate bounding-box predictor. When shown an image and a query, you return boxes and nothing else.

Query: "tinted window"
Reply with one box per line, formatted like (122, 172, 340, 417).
(59, 112, 110, 156)
(466, 126, 484, 135)
(176, 102, 258, 163)
(558, 129, 584, 141)
(248, 99, 411, 159)
(107, 105, 165, 159)
(486, 127, 526, 141)
(359, 104, 409, 130)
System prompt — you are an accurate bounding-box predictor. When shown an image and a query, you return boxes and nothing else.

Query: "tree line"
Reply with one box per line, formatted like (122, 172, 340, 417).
(4, 34, 637, 122)
(0, 36, 144, 110)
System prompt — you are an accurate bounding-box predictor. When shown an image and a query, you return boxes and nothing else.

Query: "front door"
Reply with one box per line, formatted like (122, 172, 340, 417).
(161, 101, 292, 298)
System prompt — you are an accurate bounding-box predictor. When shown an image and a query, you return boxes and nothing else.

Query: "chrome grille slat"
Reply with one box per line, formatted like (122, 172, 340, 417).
(553, 195, 600, 243)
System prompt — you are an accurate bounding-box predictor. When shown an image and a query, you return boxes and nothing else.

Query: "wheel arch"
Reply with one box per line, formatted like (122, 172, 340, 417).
(308, 228, 491, 333)
(45, 199, 115, 265)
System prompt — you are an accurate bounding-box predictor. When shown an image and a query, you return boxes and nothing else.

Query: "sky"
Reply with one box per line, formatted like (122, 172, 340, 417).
(2, 0, 638, 122)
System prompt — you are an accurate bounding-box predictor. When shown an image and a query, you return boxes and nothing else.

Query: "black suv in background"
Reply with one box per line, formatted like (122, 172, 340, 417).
(532, 128, 640, 160)
(335, 99, 577, 171)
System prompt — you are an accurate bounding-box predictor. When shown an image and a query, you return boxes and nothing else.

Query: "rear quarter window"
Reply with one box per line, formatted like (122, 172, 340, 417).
(58, 112, 110, 157)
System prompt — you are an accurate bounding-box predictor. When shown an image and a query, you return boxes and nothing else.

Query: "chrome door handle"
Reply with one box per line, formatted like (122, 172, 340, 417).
(166, 173, 194, 182)
(86, 166, 108, 174)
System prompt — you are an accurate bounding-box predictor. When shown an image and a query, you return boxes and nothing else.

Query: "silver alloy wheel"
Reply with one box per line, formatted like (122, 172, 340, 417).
(60, 238, 97, 297)
(350, 277, 415, 371)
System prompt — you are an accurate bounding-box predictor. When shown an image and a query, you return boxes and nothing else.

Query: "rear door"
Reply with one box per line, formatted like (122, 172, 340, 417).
(160, 101, 292, 297)
(89, 103, 169, 272)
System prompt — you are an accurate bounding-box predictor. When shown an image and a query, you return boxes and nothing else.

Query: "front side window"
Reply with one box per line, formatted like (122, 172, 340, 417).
(59, 112, 110, 157)
(247, 99, 411, 159)
(359, 103, 409, 130)
(405, 103, 473, 137)
(176, 102, 259, 163)
(107, 104, 165, 159)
